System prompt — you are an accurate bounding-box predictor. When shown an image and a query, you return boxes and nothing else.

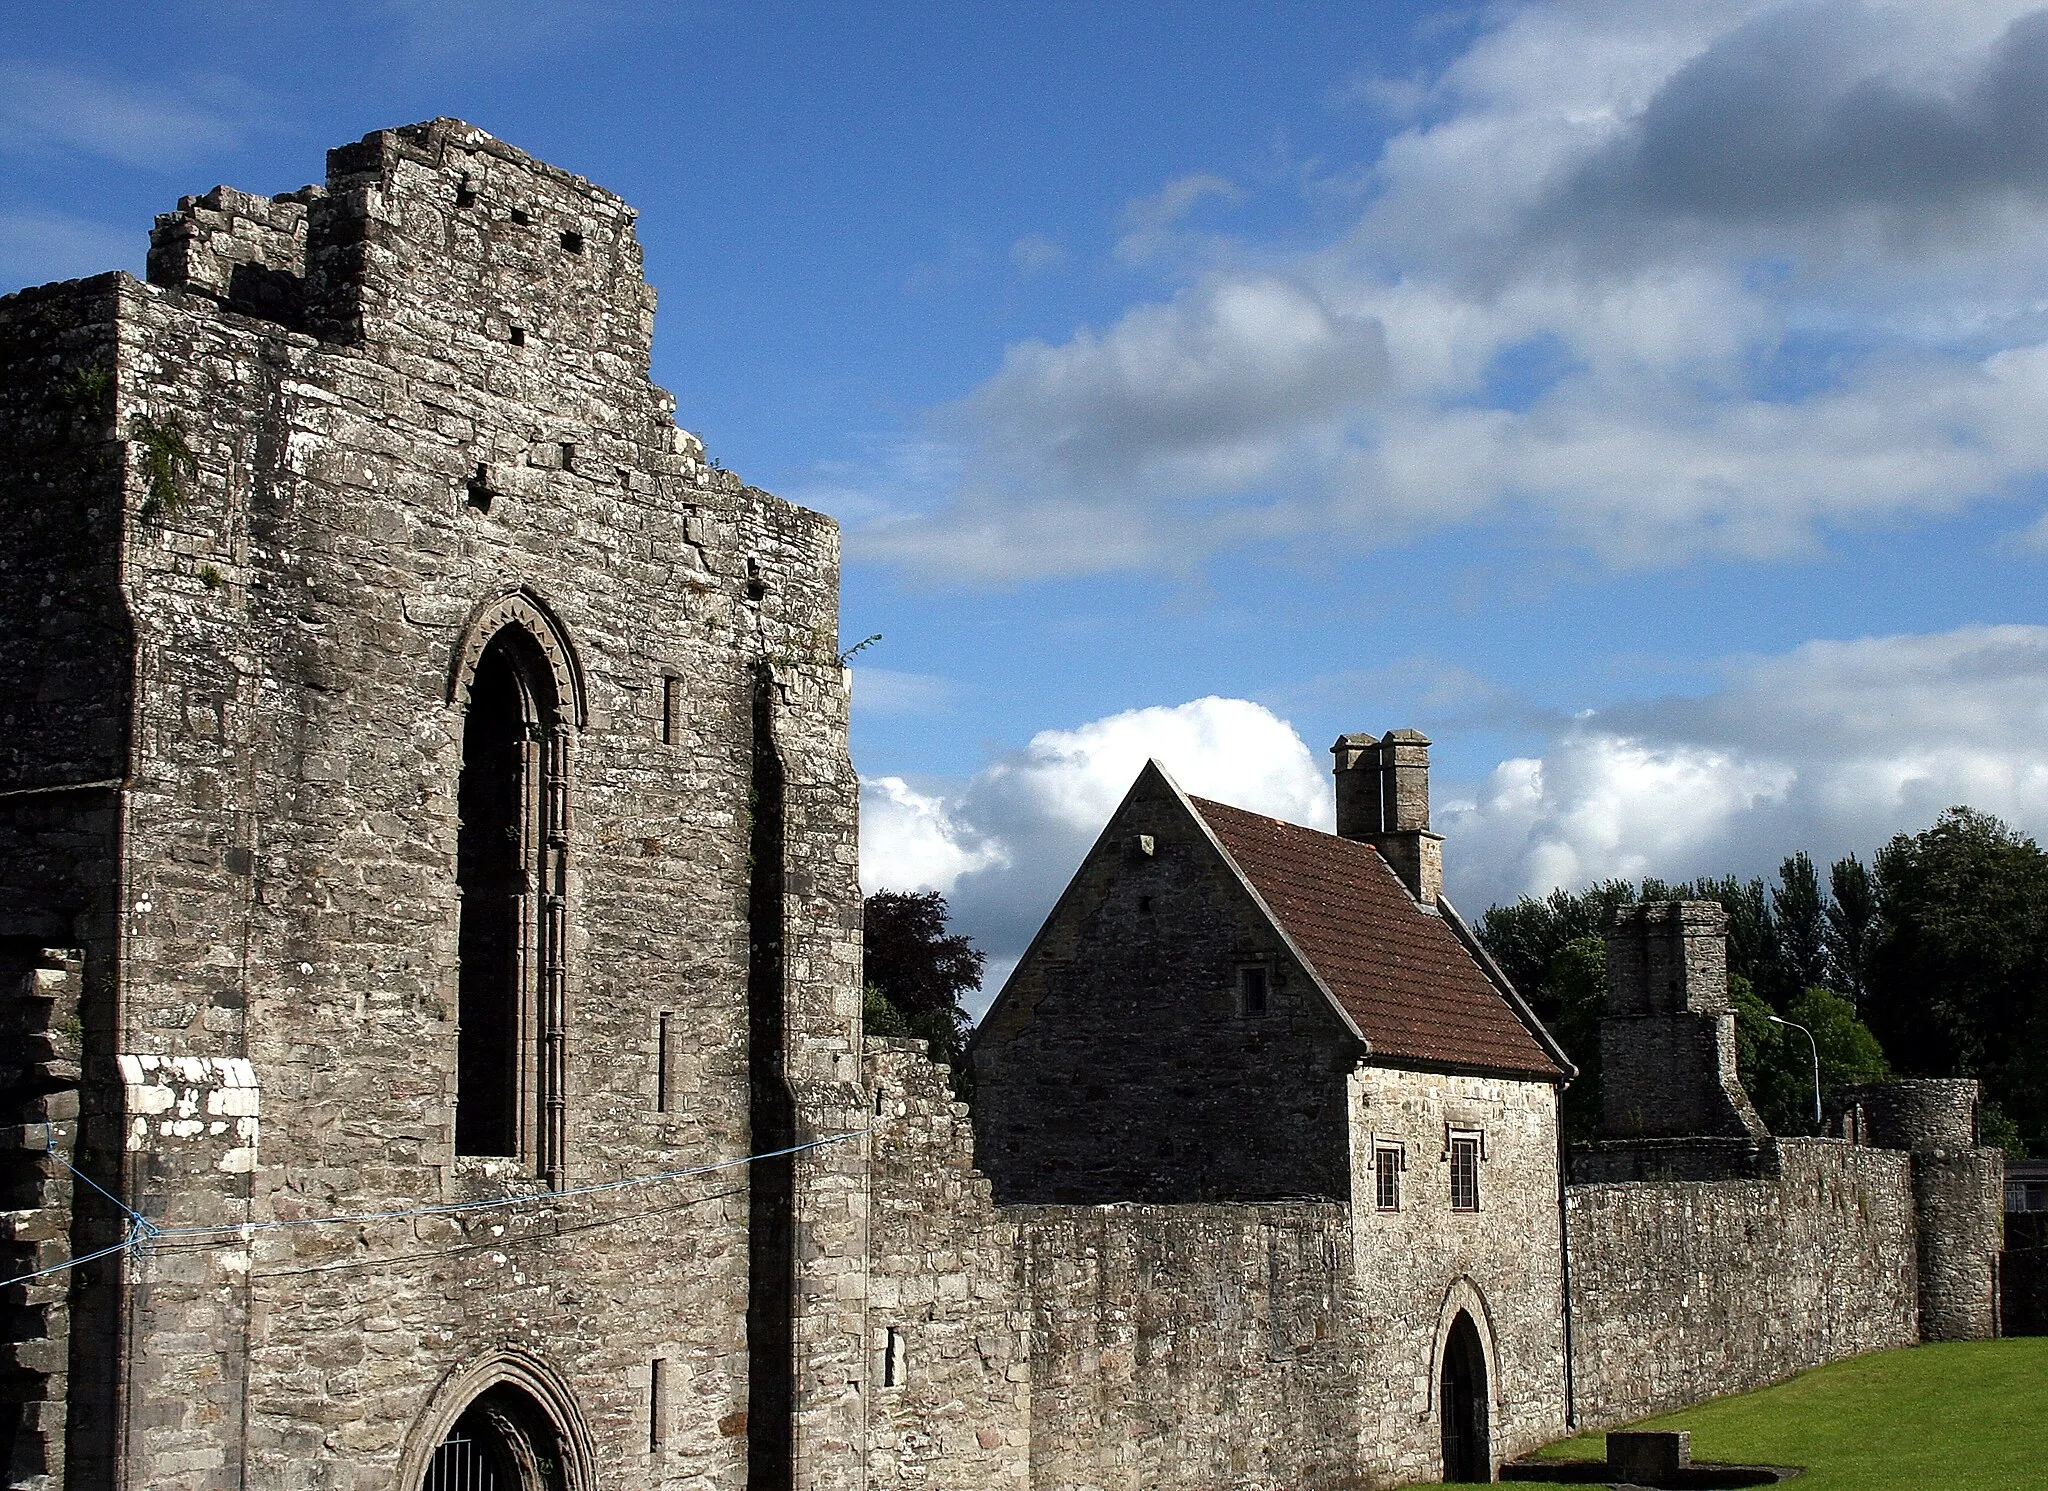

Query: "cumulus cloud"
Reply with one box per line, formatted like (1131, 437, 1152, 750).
(850, 1, 2048, 582)
(859, 697, 1331, 1013)
(861, 627, 2048, 1012)
(1442, 624, 2048, 904)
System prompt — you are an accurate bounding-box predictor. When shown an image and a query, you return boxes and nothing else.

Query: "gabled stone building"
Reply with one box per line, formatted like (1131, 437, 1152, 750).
(0, 120, 2004, 1491)
(972, 748, 1574, 1480)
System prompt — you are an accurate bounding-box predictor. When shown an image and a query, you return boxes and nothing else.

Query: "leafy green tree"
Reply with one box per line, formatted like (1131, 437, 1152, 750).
(1540, 937, 1609, 1144)
(1866, 808, 2048, 1156)
(862, 889, 985, 1093)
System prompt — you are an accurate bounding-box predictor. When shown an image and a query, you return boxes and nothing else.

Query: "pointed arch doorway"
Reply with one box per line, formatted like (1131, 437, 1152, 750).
(1439, 1308, 1491, 1483)
(404, 1355, 592, 1491)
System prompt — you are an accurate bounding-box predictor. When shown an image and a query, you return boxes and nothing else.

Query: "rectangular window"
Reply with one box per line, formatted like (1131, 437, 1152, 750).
(1240, 965, 1268, 1018)
(1449, 1132, 1482, 1212)
(883, 1326, 907, 1388)
(1374, 1144, 1403, 1212)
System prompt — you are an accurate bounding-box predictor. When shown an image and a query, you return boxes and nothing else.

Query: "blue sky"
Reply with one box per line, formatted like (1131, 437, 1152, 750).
(9, 2, 2048, 1003)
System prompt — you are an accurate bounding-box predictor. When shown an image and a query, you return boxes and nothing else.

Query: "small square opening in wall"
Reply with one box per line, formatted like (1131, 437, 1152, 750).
(456, 175, 477, 209)
(511, 206, 531, 226)
(561, 229, 585, 253)
(1239, 965, 1268, 1018)
(882, 1327, 907, 1388)
(509, 325, 526, 347)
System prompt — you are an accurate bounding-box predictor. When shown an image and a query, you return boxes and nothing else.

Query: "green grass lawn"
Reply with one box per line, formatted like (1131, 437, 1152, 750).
(1524, 1338, 2048, 1490)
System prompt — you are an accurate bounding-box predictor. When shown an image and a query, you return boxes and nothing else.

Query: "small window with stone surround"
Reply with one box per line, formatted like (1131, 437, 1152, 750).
(882, 1327, 907, 1388)
(1448, 1131, 1482, 1212)
(1374, 1143, 1403, 1211)
(1239, 965, 1268, 1018)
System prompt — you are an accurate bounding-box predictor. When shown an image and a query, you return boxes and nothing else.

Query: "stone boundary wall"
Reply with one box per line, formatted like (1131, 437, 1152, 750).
(864, 1040, 1029, 1491)
(1566, 1139, 1918, 1428)
(1015, 1202, 1359, 1491)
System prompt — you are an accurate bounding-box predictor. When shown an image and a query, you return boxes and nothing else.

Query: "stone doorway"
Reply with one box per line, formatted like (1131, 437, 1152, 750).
(422, 1384, 569, 1491)
(1439, 1309, 1491, 1483)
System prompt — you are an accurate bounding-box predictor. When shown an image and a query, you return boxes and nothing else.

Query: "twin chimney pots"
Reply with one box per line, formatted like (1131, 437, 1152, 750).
(1332, 729, 1443, 906)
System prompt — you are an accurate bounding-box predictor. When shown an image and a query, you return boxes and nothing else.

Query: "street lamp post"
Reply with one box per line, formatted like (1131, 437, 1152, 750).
(1768, 1014, 1823, 1133)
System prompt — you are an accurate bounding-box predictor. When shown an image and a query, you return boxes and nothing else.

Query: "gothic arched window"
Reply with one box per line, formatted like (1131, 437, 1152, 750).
(451, 595, 580, 1184)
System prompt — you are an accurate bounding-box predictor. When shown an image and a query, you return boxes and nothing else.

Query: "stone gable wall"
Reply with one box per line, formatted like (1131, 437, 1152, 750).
(972, 769, 1357, 1204)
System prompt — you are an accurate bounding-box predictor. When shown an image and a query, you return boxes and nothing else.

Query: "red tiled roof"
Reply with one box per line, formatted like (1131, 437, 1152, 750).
(1191, 796, 1565, 1079)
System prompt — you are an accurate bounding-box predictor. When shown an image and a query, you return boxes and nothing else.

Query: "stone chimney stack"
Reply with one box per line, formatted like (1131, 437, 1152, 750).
(1331, 729, 1443, 906)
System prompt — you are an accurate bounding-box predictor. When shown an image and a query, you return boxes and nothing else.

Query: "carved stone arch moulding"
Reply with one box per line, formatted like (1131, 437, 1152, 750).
(450, 587, 589, 728)
(395, 1347, 597, 1491)
(1428, 1273, 1504, 1414)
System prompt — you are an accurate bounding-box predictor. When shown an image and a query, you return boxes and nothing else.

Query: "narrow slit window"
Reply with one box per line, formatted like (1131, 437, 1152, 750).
(1374, 1145, 1404, 1212)
(1449, 1132, 1482, 1212)
(559, 441, 576, 471)
(882, 1327, 906, 1389)
(456, 175, 477, 209)
(656, 1012, 674, 1113)
(1240, 965, 1268, 1018)
(661, 676, 682, 746)
(649, 1357, 667, 1452)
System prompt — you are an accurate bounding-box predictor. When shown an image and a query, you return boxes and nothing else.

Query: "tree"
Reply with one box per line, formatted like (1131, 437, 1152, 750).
(862, 889, 985, 1089)
(1865, 808, 2048, 1155)
(1773, 853, 1831, 998)
(1824, 854, 1880, 1008)
(1734, 981, 1892, 1136)
(1540, 937, 1609, 1144)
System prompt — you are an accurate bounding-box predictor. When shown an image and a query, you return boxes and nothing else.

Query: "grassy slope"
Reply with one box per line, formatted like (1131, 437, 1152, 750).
(1527, 1339, 2048, 1491)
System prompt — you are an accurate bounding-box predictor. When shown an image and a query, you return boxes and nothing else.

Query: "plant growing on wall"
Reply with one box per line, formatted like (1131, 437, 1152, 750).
(131, 412, 198, 520)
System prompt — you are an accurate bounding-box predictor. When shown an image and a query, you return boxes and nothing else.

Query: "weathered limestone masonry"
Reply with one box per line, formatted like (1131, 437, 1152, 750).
(862, 1040, 1026, 1491)
(0, 119, 870, 1491)
(1565, 1139, 1919, 1427)
(1839, 1079, 2004, 1341)
(1564, 904, 2003, 1429)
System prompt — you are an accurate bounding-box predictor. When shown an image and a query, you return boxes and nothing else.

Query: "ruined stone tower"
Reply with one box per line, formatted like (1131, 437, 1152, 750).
(0, 118, 871, 1491)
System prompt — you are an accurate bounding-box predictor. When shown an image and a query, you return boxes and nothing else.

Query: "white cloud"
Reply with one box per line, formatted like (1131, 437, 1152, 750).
(1115, 171, 1245, 264)
(1441, 623, 2048, 905)
(850, 667, 956, 717)
(0, 63, 255, 170)
(851, 1, 2048, 582)
(863, 626, 2048, 1014)
(859, 697, 1331, 1014)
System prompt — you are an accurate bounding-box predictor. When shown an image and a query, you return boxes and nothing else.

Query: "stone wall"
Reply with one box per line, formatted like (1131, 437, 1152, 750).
(1016, 1204, 1359, 1491)
(1, 119, 868, 1491)
(1565, 1139, 1920, 1428)
(864, 1040, 1028, 1491)
(1350, 1066, 1568, 1480)
(972, 767, 1356, 1204)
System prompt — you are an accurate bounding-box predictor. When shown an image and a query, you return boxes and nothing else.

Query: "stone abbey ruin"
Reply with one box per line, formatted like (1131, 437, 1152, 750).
(0, 120, 2006, 1490)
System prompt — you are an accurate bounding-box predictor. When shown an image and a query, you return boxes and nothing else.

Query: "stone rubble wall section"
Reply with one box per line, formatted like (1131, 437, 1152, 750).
(863, 1039, 1028, 1491)
(1016, 1203, 1360, 1491)
(1565, 1139, 1920, 1428)
(0, 951, 85, 1491)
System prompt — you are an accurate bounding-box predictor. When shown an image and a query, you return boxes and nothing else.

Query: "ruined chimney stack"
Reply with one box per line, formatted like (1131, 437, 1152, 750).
(1331, 728, 1443, 906)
